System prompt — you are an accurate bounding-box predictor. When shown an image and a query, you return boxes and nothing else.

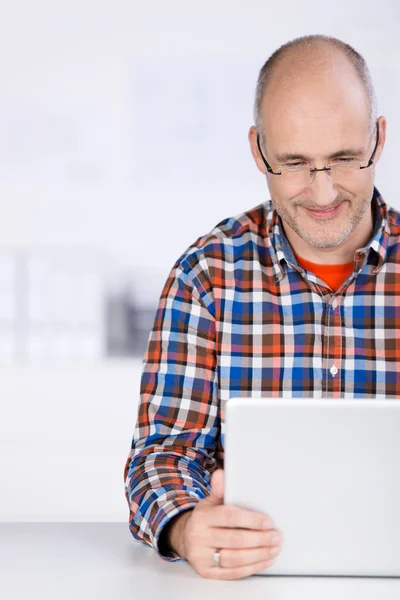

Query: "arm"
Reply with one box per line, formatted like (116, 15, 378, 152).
(123, 254, 220, 562)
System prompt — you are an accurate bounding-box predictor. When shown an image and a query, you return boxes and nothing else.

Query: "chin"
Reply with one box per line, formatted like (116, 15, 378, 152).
(299, 228, 347, 249)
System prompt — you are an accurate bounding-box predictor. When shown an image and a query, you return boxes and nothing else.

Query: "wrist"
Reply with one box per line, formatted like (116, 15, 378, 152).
(166, 510, 193, 558)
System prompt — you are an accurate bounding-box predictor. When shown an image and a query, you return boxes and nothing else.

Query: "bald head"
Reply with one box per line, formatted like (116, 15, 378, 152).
(254, 35, 377, 144)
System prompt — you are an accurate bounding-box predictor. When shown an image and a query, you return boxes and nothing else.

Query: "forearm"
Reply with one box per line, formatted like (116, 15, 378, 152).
(124, 447, 213, 559)
(124, 256, 218, 560)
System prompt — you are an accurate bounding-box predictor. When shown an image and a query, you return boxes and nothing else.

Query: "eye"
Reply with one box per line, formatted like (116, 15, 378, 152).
(335, 157, 355, 163)
(284, 161, 304, 168)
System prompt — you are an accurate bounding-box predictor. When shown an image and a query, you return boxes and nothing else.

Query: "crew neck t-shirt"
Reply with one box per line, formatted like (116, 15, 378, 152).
(293, 251, 354, 292)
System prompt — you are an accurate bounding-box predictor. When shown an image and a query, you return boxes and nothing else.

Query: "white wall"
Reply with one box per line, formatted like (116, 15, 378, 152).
(0, 0, 398, 271)
(1, 360, 142, 521)
(1, 0, 399, 520)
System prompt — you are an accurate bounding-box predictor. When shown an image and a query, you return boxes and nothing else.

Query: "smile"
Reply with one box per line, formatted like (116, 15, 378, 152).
(304, 202, 344, 220)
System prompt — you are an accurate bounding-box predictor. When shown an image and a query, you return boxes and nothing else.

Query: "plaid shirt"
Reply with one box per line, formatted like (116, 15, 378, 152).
(124, 185, 400, 562)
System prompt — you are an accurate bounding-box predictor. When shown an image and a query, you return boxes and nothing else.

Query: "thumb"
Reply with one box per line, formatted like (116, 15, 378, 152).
(208, 468, 224, 505)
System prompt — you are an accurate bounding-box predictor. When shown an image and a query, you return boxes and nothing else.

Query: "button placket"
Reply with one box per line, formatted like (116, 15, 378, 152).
(324, 295, 342, 395)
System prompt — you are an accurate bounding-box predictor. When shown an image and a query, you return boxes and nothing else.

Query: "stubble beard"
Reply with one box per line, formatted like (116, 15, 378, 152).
(273, 190, 373, 249)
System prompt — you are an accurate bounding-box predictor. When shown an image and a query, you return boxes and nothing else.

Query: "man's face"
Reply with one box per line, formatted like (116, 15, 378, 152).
(249, 58, 385, 250)
(265, 121, 376, 250)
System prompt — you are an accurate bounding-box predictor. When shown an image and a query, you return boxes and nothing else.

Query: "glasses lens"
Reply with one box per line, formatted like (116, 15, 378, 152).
(281, 168, 310, 187)
(280, 163, 363, 186)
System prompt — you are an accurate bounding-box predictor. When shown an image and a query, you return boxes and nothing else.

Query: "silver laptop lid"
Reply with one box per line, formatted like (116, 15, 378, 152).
(224, 397, 400, 577)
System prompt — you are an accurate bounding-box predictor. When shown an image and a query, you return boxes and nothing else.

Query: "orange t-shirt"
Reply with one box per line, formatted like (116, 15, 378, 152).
(293, 252, 354, 292)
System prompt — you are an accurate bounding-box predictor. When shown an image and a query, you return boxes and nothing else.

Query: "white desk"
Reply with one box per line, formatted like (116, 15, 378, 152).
(1, 523, 399, 599)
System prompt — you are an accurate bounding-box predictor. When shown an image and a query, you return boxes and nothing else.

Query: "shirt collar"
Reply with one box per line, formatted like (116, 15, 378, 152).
(267, 186, 390, 283)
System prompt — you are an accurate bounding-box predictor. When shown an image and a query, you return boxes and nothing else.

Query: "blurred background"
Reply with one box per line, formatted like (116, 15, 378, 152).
(0, 0, 398, 522)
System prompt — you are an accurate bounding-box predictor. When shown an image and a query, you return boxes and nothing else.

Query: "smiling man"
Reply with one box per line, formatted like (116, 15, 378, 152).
(249, 38, 384, 272)
(124, 35, 398, 581)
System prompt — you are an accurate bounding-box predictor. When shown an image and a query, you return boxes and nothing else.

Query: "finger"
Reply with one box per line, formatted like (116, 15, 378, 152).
(207, 504, 274, 530)
(217, 544, 281, 568)
(209, 527, 281, 550)
(205, 557, 277, 580)
(209, 468, 224, 503)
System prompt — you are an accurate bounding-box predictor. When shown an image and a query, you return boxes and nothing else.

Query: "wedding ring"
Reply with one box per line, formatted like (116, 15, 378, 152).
(212, 548, 221, 568)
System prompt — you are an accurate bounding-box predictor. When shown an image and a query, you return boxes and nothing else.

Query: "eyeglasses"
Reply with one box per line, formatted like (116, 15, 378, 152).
(256, 120, 379, 187)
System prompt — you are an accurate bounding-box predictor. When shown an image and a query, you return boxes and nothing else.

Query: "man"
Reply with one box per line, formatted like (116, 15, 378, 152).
(124, 34, 395, 580)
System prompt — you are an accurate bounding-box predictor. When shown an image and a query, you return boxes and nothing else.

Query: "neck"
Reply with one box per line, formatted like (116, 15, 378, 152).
(281, 205, 374, 265)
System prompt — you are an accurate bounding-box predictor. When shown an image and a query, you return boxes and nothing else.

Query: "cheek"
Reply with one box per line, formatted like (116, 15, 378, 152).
(269, 181, 301, 208)
(351, 173, 375, 194)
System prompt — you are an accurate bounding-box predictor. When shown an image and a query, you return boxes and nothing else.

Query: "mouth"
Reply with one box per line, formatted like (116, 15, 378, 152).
(303, 201, 344, 220)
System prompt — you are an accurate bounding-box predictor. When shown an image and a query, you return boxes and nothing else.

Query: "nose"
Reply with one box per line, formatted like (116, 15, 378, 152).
(308, 168, 337, 207)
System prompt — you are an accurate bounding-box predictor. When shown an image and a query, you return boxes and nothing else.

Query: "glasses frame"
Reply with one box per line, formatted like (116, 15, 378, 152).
(256, 120, 380, 182)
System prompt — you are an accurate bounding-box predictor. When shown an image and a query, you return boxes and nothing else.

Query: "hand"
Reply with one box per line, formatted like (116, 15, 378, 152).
(172, 468, 284, 580)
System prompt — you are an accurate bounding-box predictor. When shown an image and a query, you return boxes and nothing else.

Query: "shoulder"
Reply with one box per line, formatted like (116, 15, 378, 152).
(387, 205, 400, 235)
(175, 200, 273, 274)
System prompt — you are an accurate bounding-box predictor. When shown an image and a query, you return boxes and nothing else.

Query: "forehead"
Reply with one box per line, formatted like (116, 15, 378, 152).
(265, 114, 371, 162)
(262, 65, 371, 156)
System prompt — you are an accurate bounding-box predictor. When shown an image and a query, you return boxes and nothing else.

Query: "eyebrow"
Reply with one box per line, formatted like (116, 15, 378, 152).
(274, 147, 366, 163)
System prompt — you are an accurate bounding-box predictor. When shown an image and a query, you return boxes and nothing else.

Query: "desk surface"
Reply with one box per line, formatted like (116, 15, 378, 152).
(1, 523, 400, 600)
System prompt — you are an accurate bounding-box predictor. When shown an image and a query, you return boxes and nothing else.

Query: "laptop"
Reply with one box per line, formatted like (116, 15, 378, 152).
(224, 397, 400, 577)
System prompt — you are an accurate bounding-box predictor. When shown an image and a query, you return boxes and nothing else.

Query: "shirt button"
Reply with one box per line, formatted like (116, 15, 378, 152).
(330, 365, 338, 377)
(332, 299, 338, 309)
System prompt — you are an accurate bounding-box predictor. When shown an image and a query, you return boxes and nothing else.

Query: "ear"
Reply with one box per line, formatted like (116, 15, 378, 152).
(372, 115, 387, 166)
(248, 126, 268, 175)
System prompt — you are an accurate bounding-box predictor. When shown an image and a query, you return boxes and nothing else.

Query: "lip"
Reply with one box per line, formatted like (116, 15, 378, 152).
(304, 202, 344, 220)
